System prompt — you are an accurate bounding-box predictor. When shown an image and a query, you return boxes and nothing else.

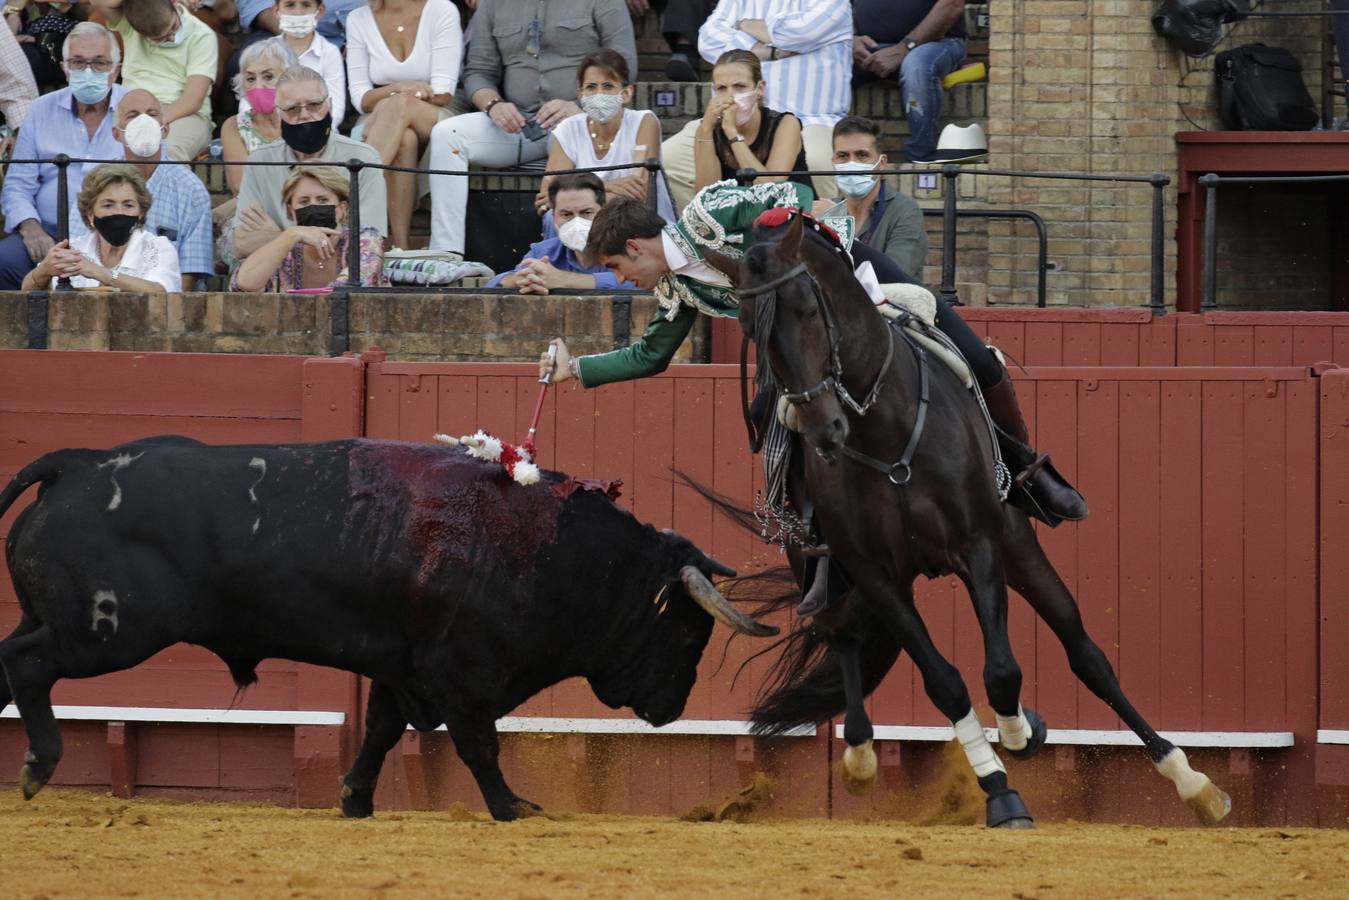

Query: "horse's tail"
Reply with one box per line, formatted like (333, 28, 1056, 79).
(671, 468, 902, 736)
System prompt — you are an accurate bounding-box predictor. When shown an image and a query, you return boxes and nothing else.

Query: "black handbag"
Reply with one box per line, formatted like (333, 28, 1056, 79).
(1152, 0, 1248, 57)
(1215, 43, 1320, 131)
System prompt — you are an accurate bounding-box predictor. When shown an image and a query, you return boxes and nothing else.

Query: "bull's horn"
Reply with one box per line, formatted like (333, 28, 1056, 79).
(680, 566, 778, 637)
(702, 555, 737, 579)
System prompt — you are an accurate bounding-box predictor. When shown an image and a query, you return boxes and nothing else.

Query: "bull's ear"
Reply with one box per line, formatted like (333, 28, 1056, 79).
(703, 248, 741, 285)
(776, 212, 805, 262)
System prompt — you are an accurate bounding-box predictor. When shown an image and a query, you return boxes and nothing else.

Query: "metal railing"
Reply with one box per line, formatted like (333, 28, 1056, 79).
(1198, 171, 1349, 311)
(735, 164, 1171, 315)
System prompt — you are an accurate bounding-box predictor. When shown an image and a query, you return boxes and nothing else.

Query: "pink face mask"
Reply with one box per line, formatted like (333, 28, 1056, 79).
(245, 85, 277, 115)
(732, 89, 759, 125)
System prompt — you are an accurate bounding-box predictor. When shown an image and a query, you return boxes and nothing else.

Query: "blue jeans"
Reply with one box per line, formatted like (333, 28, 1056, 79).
(855, 37, 966, 162)
(0, 228, 50, 290)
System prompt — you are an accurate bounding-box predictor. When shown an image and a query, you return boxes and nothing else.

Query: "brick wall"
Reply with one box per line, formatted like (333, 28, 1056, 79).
(985, 0, 1329, 309)
(0, 292, 701, 363)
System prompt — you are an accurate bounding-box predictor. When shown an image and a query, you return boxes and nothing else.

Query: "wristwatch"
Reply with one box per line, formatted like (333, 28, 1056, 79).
(484, 97, 504, 115)
(3, 6, 22, 16)
(769, 45, 779, 60)
(731, 134, 746, 143)
(904, 39, 919, 51)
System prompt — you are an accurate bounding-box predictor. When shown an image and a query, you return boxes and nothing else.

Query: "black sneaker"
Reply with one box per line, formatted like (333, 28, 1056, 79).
(665, 51, 700, 82)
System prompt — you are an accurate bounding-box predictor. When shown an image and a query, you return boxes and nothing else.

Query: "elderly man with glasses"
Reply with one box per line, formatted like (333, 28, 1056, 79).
(91, 0, 218, 161)
(0, 22, 127, 289)
(230, 65, 386, 264)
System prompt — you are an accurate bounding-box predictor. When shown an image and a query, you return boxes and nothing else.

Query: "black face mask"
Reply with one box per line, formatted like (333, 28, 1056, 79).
(295, 203, 338, 229)
(280, 112, 333, 155)
(92, 213, 139, 247)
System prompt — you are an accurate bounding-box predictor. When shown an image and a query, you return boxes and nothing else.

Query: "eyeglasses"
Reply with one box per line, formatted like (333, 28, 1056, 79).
(525, 16, 541, 58)
(66, 57, 116, 73)
(277, 98, 330, 117)
(148, 11, 181, 44)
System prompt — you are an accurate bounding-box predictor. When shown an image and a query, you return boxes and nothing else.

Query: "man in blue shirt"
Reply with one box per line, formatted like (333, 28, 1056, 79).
(489, 173, 638, 293)
(0, 22, 127, 289)
(67, 89, 214, 290)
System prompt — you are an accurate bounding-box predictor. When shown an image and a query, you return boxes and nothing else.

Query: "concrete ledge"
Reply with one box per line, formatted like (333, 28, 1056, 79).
(836, 723, 1296, 748)
(1, 704, 346, 726)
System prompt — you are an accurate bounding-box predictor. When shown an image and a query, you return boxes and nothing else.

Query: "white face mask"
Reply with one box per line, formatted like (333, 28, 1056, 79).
(279, 12, 318, 37)
(835, 159, 880, 199)
(557, 215, 593, 253)
(732, 89, 758, 125)
(580, 92, 624, 125)
(122, 113, 165, 158)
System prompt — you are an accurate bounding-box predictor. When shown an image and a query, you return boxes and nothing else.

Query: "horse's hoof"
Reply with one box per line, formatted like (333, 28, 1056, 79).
(338, 781, 375, 818)
(994, 817, 1035, 830)
(841, 740, 877, 795)
(1187, 779, 1232, 826)
(1004, 708, 1048, 761)
(986, 788, 1033, 828)
(514, 799, 548, 819)
(20, 763, 49, 801)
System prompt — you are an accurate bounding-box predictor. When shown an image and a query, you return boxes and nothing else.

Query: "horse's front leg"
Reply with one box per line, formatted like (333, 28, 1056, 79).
(834, 629, 877, 795)
(959, 537, 1047, 761)
(1000, 508, 1231, 825)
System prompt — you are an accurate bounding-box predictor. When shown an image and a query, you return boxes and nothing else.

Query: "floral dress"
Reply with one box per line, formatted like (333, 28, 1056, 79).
(216, 109, 285, 272)
(229, 227, 386, 291)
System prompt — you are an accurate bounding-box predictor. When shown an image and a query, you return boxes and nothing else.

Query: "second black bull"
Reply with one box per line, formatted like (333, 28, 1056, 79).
(0, 436, 777, 820)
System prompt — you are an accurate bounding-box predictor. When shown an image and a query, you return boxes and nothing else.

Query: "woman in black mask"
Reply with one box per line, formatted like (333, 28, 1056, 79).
(22, 164, 182, 293)
(231, 166, 386, 292)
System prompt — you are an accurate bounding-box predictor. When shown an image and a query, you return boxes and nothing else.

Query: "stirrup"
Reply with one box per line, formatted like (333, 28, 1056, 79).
(1013, 453, 1088, 527)
(797, 556, 830, 616)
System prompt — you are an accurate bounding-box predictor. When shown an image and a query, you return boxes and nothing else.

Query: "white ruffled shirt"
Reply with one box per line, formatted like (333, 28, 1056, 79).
(62, 228, 182, 292)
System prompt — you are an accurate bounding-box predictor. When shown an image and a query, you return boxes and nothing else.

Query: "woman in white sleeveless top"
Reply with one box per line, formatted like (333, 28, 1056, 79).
(540, 48, 674, 235)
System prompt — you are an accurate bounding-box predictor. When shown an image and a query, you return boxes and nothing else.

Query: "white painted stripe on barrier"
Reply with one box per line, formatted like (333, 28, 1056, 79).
(0, 705, 346, 726)
(835, 724, 1294, 748)
(409, 718, 815, 737)
(1318, 730, 1349, 745)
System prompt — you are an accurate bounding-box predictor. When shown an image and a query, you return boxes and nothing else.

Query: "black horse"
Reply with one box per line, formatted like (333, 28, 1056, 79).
(704, 212, 1231, 827)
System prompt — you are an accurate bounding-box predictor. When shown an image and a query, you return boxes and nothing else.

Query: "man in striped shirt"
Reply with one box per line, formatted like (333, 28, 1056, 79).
(661, 0, 851, 209)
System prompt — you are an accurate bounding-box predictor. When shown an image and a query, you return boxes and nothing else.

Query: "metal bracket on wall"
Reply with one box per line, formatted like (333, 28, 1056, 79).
(611, 296, 631, 348)
(328, 287, 351, 356)
(26, 291, 48, 349)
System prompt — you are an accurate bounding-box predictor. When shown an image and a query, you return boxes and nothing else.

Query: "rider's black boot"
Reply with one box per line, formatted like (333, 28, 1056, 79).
(982, 372, 1089, 526)
(798, 555, 830, 616)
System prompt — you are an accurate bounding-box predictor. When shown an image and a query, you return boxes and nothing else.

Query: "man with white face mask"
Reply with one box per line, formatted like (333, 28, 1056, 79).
(73, 89, 213, 288)
(487, 173, 638, 294)
(826, 115, 927, 278)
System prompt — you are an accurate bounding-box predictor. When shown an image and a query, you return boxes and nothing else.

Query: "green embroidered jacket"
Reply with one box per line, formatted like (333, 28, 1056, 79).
(578, 179, 853, 387)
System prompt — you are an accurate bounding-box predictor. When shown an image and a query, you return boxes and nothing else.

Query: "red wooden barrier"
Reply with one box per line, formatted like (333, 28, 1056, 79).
(0, 349, 1342, 824)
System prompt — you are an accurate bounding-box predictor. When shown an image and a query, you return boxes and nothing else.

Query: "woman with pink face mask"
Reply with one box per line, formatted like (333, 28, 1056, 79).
(692, 49, 808, 197)
(216, 38, 297, 270)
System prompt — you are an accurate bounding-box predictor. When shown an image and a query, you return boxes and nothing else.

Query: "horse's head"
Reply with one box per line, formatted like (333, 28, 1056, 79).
(707, 214, 849, 455)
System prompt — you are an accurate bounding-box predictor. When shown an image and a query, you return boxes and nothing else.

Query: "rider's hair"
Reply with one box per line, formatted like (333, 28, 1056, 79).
(714, 49, 762, 84)
(586, 197, 664, 257)
(832, 115, 882, 147)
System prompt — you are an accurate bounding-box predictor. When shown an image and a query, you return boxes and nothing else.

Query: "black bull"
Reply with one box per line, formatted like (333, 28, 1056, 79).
(0, 436, 776, 820)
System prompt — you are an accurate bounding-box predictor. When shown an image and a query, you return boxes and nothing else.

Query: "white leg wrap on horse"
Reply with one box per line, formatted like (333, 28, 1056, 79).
(996, 705, 1031, 752)
(954, 710, 1005, 778)
(1155, 747, 1208, 800)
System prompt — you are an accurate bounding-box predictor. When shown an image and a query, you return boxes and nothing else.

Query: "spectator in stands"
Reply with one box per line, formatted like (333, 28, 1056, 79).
(347, 0, 460, 250)
(490, 173, 637, 293)
(4, 0, 79, 91)
(689, 49, 806, 199)
(231, 66, 387, 260)
(826, 115, 926, 277)
(628, 0, 714, 82)
(427, 0, 636, 261)
(236, 0, 361, 51)
(853, 0, 967, 163)
(0, 24, 37, 152)
(667, 0, 850, 205)
(69, 88, 211, 289)
(0, 22, 126, 290)
(92, 0, 218, 161)
(231, 165, 385, 290)
(216, 38, 295, 269)
(260, 0, 345, 125)
(22, 163, 181, 292)
(538, 48, 672, 232)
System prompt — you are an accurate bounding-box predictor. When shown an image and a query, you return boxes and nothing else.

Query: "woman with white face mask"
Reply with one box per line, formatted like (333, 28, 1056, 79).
(538, 48, 674, 233)
(692, 49, 807, 198)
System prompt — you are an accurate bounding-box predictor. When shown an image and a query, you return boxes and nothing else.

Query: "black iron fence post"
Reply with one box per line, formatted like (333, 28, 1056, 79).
(53, 154, 72, 292)
(644, 158, 660, 213)
(940, 164, 961, 306)
(345, 159, 362, 288)
(1199, 173, 1219, 312)
(1149, 173, 1169, 316)
(735, 167, 757, 187)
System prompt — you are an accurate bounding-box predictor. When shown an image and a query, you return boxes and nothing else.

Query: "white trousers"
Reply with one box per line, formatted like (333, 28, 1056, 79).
(660, 120, 838, 213)
(427, 112, 551, 253)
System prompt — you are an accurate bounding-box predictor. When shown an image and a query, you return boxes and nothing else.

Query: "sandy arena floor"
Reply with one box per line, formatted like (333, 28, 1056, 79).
(0, 790, 1346, 898)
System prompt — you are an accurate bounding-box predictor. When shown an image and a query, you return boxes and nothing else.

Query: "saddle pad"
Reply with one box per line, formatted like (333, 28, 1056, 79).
(905, 323, 974, 389)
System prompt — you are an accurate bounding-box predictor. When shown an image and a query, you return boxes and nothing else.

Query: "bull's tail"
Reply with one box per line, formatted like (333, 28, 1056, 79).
(0, 453, 70, 522)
